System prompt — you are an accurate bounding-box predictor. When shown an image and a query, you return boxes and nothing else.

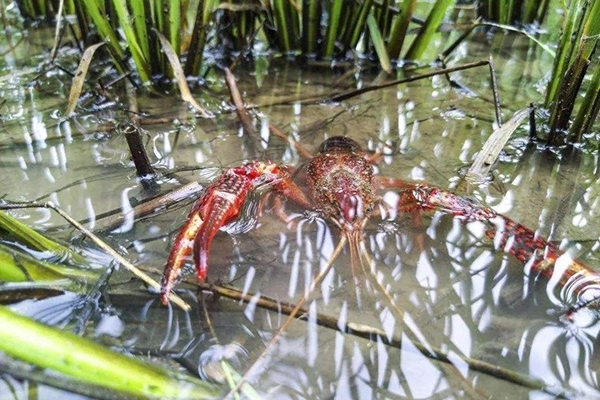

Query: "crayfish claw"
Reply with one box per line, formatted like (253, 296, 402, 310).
(160, 211, 204, 305)
(160, 160, 308, 305)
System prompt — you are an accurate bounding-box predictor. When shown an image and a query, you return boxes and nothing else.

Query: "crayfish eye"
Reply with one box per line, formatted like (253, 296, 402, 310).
(318, 136, 361, 154)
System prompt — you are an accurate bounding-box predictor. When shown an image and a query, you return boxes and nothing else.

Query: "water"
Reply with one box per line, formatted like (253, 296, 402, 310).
(1, 25, 600, 399)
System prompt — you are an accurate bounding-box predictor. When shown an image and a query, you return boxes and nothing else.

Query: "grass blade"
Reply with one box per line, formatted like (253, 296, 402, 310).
(78, 0, 123, 60)
(112, 0, 151, 83)
(366, 13, 391, 74)
(387, 0, 417, 60)
(155, 29, 213, 117)
(0, 210, 86, 265)
(404, 0, 453, 60)
(0, 243, 93, 284)
(0, 306, 220, 399)
(323, 0, 343, 59)
(64, 42, 105, 117)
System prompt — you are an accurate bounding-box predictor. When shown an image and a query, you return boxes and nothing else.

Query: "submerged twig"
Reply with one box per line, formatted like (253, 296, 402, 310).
(0, 202, 190, 311)
(195, 281, 574, 399)
(92, 181, 202, 233)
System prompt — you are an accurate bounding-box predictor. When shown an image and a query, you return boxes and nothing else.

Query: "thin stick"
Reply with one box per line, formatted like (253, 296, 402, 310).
(121, 123, 159, 193)
(314, 60, 489, 104)
(488, 56, 502, 127)
(224, 67, 257, 136)
(0, 202, 190, 311)
(49, 0, 65, 63)
(224, 236, 348, 399)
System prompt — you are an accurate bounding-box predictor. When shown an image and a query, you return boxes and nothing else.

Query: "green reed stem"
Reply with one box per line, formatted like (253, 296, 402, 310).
(112, 0, 151, 83)
(79, 0, 123, 59)
(301, 0, 321, 55)
(544, 0, 584, 108)
(347, 0, 374, 49)
(323, 0, 343, 59)
(404, 0, 453, 60)
(366, 13, 391, 73)
(569, 60, 600, 141)
(387, 0, 416, 60)
(184, 0, 217, 76)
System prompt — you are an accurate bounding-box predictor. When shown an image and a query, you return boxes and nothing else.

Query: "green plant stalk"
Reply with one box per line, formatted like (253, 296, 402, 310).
(387, 0, 416, 60)
(0, 306, 220, 399)
(152, 0, 167, 73)
(544, 0, 584, 107)
(272, 0, 299, 52)
(0, 243, 94, 283)
(323, 0, 343, 59)
(185, 0, 206, 76)
(366, 13, 391, 74)
(569, 59, 600, 141)
(129, 0, 151, 69)
(523, 0, 546, 24)
(112, 0, 151, 83)
(548, 50, 589, 139)
(168, 0, 181, 58)
(347, 0, 374, 49)
(548, 0, 600, 140)
(78, 0, 123, 59)
(301, 0, 321, 55)
(404, 0, 453, 60)
(504, 0, 515, 24)
(0, 210, 86, 265)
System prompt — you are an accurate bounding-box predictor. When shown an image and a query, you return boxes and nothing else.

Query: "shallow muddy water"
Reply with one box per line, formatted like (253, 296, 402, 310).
(1, 24, 600, 400)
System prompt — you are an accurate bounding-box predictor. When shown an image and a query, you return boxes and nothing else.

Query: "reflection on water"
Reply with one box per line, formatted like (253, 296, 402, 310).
(2, 30, 600, 399)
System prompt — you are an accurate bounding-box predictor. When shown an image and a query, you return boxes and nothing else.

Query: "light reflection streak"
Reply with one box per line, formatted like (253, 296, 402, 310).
(306, 300, 318, 367)
(111, 187, 135, 234)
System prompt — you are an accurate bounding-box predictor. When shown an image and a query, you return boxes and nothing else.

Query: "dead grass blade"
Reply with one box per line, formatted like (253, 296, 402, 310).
(64, 42, 105, 117)
(154, 29, 213, 118)
(464, 107, 530, 185)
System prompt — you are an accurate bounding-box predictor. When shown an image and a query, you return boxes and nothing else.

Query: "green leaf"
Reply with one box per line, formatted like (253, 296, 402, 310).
(0, 306, 221, 399)
(366, 14, 392, 74)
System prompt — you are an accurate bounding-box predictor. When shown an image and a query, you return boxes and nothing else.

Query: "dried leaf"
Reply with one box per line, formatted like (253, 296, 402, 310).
(154, 29, 214, 118)
(64, 42, 105, 117)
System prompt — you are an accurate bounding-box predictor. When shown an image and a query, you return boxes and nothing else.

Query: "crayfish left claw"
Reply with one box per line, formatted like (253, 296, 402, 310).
(160, 161, 310, 305)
